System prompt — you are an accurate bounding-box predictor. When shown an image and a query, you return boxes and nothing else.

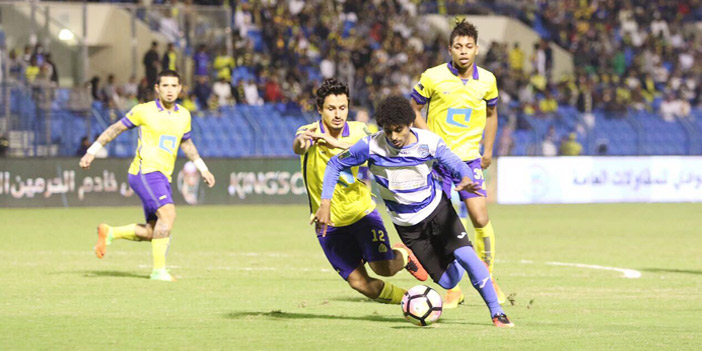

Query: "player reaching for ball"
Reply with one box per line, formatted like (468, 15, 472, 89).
(314, 96, 513, 327)
(293, 78, 428, 304)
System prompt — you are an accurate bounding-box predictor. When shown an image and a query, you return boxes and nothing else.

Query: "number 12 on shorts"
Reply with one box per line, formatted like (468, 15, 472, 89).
(371, 229, 385, 242)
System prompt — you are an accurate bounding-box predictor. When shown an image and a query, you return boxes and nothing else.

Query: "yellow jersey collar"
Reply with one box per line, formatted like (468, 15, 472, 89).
(447, 61, 479, 80)
(318, 120, 350, 137)
(155, 98, 179, 112)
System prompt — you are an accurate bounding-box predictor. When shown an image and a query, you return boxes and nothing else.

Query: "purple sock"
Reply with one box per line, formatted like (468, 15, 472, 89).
(453, 246, 503, 317)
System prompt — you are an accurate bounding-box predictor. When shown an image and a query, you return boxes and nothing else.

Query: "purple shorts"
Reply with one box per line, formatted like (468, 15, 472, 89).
(317, 209, 394, 280)
(128, 171, 173, 222)
(434, 158, 487, 200)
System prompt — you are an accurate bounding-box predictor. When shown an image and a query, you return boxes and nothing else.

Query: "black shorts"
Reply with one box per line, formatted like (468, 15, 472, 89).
(393, 194, 473, 283)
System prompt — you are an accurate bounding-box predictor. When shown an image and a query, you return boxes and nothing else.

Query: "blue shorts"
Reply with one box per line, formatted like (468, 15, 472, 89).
(317, 209, 394, 280)
(128, 171, 173, 222)
(434, 158, 487, 200)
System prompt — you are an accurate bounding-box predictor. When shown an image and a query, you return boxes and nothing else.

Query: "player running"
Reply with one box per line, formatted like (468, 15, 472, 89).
(79, 69, 215, 282)
(410, 19, 506, 307)
(315, 96, 513, 327)
(293, 78, 427, 304)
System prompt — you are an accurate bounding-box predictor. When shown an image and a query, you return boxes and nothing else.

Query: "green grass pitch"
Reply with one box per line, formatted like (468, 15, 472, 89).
(1, 203, 700, 350)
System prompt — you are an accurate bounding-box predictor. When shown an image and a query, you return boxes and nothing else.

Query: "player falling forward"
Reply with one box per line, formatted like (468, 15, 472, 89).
(315, 96, 513, 327)
(411, 19, 505, 307)
(293, 78, 427, 304)
(80, 69, 215, 282)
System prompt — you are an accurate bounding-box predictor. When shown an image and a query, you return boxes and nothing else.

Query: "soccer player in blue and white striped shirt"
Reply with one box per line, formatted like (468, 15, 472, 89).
(313, 96, 514, 327)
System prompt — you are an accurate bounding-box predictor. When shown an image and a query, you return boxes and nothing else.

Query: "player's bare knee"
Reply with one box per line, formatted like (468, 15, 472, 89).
(347, 277, 371, 294)
(368, 261, 395, 277)
(473, 214, 489, 228)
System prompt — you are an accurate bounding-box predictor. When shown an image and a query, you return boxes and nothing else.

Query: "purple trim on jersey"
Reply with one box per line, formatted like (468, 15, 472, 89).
(128, 171, 173, 222)
(485, 97, 499, 106)
(155, 99, 179, 112)
(120, 117, 136, 129)
(316, 209, 394, 280)
(447, 61, 479, 80)
(410, 89, 429, 105)
(318, 120, 350, 137)
(435, 158, 486, 200)
(182, 131, 192, 141)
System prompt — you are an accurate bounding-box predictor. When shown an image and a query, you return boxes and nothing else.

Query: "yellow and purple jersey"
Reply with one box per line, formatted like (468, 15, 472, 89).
(121, 99, 192, 182)
(296, 121, 375, 227)
(411, 62, 499, 161)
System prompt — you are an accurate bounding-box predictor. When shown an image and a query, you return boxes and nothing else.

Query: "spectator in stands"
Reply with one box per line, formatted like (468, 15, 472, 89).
(44, 53, 59, 86)
(232, 79, 245, 105)
(193, 75, 211, 110)
(123, 75, 138, 98)
(212, 76, 233, 108)
(660, 93, 682, 122)
(76, 136, 90, 156)
(21, 45, 32, 64)
(136, 77, 151, 102)
(89, 76, 102, 101)
(159, 10, 180, 43)
(508, 42, 524, 73)
(559, 133, 582, 156)
(243, 79, 262, 106)
(542, 126, 558, 157)
(192, 44, 210, 80)
(213, 47, 234, 82)
(8, 49, 24, 81)
(0, 132, 7, 157)
(264, 76, 283, 103)
(497, 124, 514, 157)
(538, 91, 558, 118)
(162, 42, 178, 72)
(25, 57, 40, 83)
(143, 41, 160, 88)
(101, 74, 117, 106)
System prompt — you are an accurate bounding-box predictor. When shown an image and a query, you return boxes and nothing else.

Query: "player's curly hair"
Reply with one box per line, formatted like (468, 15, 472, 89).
(316, 78, 349, 109)
(450, 18, 478, 45)
(375, 96, 415, 128)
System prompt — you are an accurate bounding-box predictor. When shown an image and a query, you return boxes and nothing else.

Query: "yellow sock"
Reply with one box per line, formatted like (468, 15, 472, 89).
(447, 286, 462, 293)
(474, 221, 496, 274)
(151, 237, 170, 270)
(393, 247, 409, 267)
(375, 281, 406, 304)
(110, 224, 138, 241)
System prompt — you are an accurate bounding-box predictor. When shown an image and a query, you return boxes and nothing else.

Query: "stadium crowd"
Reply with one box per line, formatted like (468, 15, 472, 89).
(5, 1, 702, 142)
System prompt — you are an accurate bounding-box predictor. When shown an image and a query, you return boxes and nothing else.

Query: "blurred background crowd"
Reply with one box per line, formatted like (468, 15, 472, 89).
(3, 0, 702, 157)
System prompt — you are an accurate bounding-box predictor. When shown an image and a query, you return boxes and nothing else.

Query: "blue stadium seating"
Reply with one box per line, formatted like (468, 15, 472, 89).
(5, 87, 701, 158)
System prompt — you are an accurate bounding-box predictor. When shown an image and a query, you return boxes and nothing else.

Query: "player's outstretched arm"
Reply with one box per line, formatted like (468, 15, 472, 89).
(79, 121, 128, 169)
(481, 105, 498, 169)
(293, 126, 317, 155)
(436, 141, 483, 196)
(180, 139, 215, 187)
(410, 99, 429, 130)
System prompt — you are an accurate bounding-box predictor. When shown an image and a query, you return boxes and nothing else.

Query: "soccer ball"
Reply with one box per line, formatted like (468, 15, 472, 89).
(401, 285, 443, 326)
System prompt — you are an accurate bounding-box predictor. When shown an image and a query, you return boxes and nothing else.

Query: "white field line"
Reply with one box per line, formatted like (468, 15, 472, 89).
(545, 261, 642, 279)
(137, 264, 331, 273)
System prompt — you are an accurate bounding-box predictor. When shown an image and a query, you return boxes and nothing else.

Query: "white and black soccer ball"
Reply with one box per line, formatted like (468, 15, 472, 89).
(401, 285, 443, 326)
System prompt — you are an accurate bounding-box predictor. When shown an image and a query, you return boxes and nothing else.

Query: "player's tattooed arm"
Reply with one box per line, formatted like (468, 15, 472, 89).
(181, 138, 216, 187)
(179, 139, 201, 160)
(96, 121, 128, 146)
